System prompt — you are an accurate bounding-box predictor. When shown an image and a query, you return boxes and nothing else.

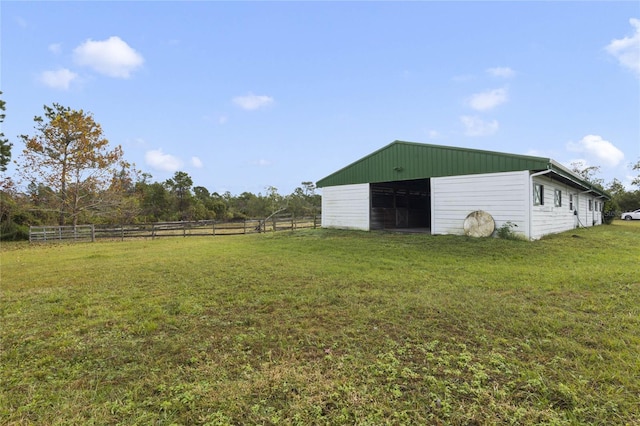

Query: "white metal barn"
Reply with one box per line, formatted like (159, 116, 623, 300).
(316, 141, 610, 240)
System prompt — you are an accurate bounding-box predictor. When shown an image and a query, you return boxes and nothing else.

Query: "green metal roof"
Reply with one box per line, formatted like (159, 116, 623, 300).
(316, 141, 610, 199)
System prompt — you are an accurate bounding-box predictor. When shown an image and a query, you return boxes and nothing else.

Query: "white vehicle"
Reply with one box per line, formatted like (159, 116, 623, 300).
(621, 209, 640, 220)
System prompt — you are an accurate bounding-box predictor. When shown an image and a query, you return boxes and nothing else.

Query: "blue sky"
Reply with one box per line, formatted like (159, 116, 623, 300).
(2, 1, 639, 195)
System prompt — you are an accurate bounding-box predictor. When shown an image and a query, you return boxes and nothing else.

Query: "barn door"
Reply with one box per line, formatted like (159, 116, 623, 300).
(570, 193, 578, 228)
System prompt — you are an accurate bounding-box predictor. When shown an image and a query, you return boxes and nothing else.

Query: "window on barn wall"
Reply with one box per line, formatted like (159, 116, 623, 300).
(554, 189, 562, 207)
(569, 194, 573, 210)
(588, 200, 593, 211)
(534, 184, 544, 206)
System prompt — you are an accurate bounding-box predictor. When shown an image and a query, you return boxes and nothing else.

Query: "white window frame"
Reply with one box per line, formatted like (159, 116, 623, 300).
(534, 184, 544, 206)
(554, 189, 562, 207)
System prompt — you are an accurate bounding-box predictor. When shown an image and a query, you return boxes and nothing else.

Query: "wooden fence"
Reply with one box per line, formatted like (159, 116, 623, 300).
(29, 215, 321, 243)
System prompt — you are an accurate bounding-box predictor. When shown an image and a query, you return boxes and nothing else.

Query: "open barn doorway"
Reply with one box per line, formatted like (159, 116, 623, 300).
(370, 179, 430, 231)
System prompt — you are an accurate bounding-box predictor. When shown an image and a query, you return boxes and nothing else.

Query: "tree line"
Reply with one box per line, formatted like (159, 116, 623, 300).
(0, 101, 320, 240)
(568, 160, 640, 223)
(1, 97, 639, 240)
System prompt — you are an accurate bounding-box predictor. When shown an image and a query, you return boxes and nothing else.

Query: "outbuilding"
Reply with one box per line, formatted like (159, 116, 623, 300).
(316, 141, 609, 240)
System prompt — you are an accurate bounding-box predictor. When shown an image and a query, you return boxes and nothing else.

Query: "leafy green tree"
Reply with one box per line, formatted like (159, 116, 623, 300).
(616, 190, 640, 212)
(231, 191, 261, 219)
(632, 159, 640, 188)
(25, 181, 58, 224)
(265, 185, 284, 216)
(570, 161, 604, 189)
(606, 178, 626, 198)
(138, 181, 172, 222)
(99, 162, 141, 224)
(0, 179, 22, 240)
(0, 92, 11, 173)
(208, 192, 229, 220)
(0, 178, 52, 240)
(193, 186, 210, 201)
(604, 162, 640, 220)
(165, 171, 194, 220)
(18, 103, 124, 225)
(193, 186, 228, 220)
(287, 181, 321, 217)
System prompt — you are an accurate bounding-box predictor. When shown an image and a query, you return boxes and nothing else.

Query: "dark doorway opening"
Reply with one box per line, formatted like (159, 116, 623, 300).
(370, 179, 430, 230)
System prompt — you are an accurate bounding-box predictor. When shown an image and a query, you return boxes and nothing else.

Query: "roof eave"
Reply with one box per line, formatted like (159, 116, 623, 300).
(547, 160, 611, 200)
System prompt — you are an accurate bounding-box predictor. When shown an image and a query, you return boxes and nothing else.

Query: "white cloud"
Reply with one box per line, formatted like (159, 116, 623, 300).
(48, 43, 62, 54)
(467, 87, 508, 111)
(191, 157, 203, 168)
(233, 93, 274, 110)
(218, 115, 229, 124)
(451, 74, 475, 83)
(73, 36, 144, 78)
(39, 68, 78, 90)
(251, 159, 271, 166)
(460, 116, 499, 137)
(486, 67, 515, 78)
(427, 130, 440, 139)
(605, 18, 640, 77)
(566, 135, 625, 167)
(145, 149, 183, 172)
(525, 149, 552, 158)
(15, 16, 27, 28)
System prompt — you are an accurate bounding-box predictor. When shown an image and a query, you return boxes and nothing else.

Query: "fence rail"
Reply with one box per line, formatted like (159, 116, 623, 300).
(29, 215, 320, 243)
(29, 225, 95, 243)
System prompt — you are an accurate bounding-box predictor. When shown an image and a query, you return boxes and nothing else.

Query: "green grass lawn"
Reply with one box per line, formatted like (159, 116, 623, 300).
(1, 222, 639, 425)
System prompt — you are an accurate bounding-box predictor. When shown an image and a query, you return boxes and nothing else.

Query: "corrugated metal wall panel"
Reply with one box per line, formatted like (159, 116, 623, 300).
(431, 171, 529, 238)
(321, 183, 370, 230)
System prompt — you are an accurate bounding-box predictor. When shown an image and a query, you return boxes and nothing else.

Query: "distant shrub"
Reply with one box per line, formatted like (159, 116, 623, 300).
(603, 200, 617, 225)
(0, 221, 29, 241)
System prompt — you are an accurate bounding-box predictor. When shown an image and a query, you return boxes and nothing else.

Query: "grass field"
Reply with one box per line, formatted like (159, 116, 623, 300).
(1, 222, 639, 425)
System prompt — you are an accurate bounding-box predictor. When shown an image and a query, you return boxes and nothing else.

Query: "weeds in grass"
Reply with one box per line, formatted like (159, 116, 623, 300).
(496, 221, 524, 240)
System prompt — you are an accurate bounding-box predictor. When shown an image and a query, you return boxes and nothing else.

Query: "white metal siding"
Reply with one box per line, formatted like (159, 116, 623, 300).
(530, 176, 580, 239)
(431, 171, 529, 238)
(574, 193, 602, 228)
(529, 176, 603, 239)
(321, 183, 370, 230)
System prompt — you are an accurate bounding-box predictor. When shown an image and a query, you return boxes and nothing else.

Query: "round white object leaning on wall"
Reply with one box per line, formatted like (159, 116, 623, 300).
(463, 210, 495, 238)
